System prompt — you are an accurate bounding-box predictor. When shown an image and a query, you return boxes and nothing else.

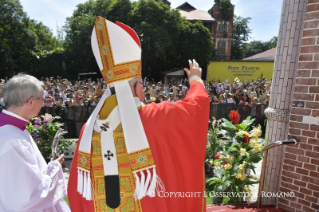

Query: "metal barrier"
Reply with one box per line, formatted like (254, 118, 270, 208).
(38, 103, 268, 138)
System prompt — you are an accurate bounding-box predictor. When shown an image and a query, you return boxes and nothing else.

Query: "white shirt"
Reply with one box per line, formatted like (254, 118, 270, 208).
(0, 98, 4, 107)
(0, 111, 70, 212)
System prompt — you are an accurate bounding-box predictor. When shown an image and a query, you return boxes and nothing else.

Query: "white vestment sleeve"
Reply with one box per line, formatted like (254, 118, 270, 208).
(0, 137, 68, 212)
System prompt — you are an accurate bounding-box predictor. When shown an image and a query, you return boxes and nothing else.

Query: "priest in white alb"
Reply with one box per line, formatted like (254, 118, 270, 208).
(0, 74, 70, 212)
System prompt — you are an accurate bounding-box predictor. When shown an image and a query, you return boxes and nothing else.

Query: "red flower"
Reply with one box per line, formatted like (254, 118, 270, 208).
(243, 135, 251, 143)
(215, 153, 222, 159)
(223, 161, 228, 165)
(229, 110, 240, 125)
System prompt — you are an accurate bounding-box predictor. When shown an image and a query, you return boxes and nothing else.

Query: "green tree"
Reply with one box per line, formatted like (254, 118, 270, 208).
(245, 36, 277, 58)
(63, 0, 132, 75)
(63, 0, 213, 79)
(231, 15, 251, 60)
(263, 36, 277, 49)
(0, 0, 64, 78)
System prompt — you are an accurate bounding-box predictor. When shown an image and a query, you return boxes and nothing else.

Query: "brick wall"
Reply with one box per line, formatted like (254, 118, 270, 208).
(278, 1, 319, 212)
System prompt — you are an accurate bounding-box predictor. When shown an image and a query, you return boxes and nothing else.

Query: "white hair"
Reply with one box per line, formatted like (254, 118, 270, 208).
(3, 74, 44, 109)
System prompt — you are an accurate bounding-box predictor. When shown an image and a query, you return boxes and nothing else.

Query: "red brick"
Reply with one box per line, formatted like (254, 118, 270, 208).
(290, 201, 302, 210)
(278, 203, 295, 212)
(312, 158, 319, 165)
(278, 197, 290, 205)
(307, 4, 319, 12)
(291, 108, 311, 115)
(283, 164, 296, 172)
(290, 122, 310, 130)
(306, 195, 318, 204)
(305, 11, 319, 20)
(300, 143, 313, 150)
(308, 0, 319, 4)
(312, 70, 319, 77)
(312, 203, 319, 210)
(309, 86, 319, 93)
(315, 54, 319, 60)
(294, 179, 307, 187)
(302, 130, 316, 137)
(289, 128, 301, 135)
(293, 93, 314, 101)
(316, 95, 319, 101)
(299, 54, 313, 61)
(303, 205, 316, 212)
(298, 198, 311, 206)
(290, 115, 303, 122)
(299, 155, 310, 163)
(302, 175, 319, 184)
(282, 176, 293, 183)
(294, 85, 309, 93)
(298, 70, 312, 78)
(302, 38, 316, 45)
(285, 152, 297, 160)
(296, 78, 317, 85)
(298, 70, 312, 77)
(304, 163, 317, 171)
(282, 170, 301, 180)
(300, 187, 313, 196)
(302, 29, 319, 38)
(310, 171, 319, 178)
(305, 151, 319, 158)
(307, 183, 319, 191)
(311, 110, 319, 116)
(304, 20, 319, 29)
(296, 167, 309, 175)
(310, 125, 319, 131)
(286, 146, 305, 156)
(294, 191, 305, 199)
(300, 45, 319, 54)
(305, 101, 319, 109)
(308, 138, 319, 146)
(313, 146, 319, 151)
(313, 191, 319, 198)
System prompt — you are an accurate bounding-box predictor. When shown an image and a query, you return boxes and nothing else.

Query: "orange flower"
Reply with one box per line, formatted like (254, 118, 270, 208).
(229, 110, 240, 125)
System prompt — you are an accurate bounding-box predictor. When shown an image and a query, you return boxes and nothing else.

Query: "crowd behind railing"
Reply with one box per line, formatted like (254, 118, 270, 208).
(0, 75, 271, 137)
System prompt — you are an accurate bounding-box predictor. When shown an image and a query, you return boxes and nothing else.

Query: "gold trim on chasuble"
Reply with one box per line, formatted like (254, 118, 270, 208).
(95, 18, 142, 84)
(90, 96, 143, 212)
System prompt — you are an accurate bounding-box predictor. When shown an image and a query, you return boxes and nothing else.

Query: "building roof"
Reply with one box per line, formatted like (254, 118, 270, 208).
(243, 48, 277, 61)
(179, 10, 215, 21)
(176, 2, 196, 11)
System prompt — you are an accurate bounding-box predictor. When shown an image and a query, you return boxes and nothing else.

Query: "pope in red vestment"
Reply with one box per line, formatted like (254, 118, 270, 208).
(68, 81, 209, 212)
(67, 16, 209, 212)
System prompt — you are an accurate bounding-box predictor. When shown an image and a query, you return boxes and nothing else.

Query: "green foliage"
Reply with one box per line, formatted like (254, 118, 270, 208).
(231, 15, 251, 60)
(219, 0, 233, 21)
(245, 36, 277, 58)
(0, 0, 64, 78)
(63, 0, 213, 79)
(206, 112, 263, 204)
(26, 114, 70, 159)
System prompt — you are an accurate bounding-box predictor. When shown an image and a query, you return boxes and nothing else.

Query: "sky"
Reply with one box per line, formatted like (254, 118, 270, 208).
(19, 0, 282, 42)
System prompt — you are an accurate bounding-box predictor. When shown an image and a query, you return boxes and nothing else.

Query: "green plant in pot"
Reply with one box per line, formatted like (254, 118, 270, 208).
(206, 110, 264, 204)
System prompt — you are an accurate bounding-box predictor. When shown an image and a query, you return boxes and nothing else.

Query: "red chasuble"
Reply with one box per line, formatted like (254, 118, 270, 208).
(68, 81, 209, 212)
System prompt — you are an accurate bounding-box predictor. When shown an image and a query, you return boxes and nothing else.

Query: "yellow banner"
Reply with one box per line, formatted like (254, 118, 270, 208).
(207, 61, 274, 82)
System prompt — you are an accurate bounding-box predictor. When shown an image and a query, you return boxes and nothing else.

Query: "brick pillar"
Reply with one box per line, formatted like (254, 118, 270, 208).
(262, 0, 307, 206)
(278, 1, 319, 212)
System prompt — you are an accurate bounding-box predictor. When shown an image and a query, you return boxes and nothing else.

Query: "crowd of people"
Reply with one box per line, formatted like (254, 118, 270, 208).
(0, 75, 271, 108)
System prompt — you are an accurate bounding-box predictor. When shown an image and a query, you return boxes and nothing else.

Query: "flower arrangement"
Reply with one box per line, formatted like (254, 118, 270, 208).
(206, 110, 264, 204)
(26, 113, 69, 159)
